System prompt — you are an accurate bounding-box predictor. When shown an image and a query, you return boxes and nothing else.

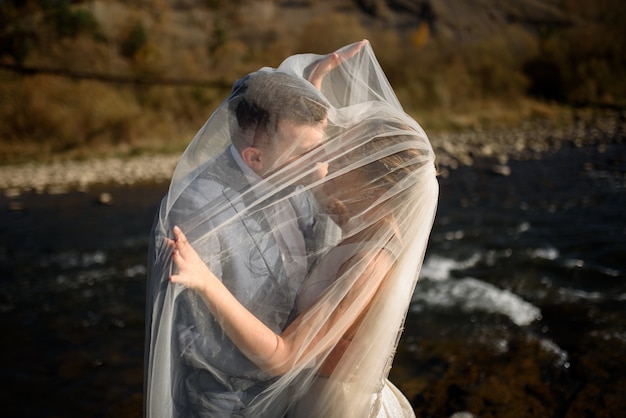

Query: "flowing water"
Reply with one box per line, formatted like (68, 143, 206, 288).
(1, 142, 624, 417)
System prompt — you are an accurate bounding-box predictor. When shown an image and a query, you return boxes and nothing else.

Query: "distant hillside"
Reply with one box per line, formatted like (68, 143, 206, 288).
(1, 0, 624, 161)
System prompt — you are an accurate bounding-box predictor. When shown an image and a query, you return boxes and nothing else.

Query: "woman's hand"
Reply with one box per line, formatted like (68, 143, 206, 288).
(168, 227, 287, 373)
(169, 226, 216, 292)
(307, 39, 368, 89)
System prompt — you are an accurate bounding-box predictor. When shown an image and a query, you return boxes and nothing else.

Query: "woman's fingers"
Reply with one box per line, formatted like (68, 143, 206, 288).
(172, 226, 193, 259)
(308, 39, 368, 88)
(173, 225, 186, 244)
(170, 232, 188, 285)
(169, 227, 190, 275)
(169, 227, 191, 286)
(340, 39, 367, 60)
(169, 226, 215, 291)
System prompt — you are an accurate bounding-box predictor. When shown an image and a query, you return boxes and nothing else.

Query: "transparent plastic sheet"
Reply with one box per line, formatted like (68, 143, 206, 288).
(145, 40, 438, 418)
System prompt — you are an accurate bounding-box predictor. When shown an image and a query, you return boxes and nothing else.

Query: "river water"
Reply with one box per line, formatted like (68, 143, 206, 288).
(1, 141, 624, 417)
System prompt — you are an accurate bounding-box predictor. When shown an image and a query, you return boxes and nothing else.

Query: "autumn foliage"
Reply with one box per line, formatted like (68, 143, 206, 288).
(1, 0, 624, 161)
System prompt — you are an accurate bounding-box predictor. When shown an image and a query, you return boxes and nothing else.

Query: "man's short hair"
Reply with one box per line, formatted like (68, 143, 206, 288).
(228, 71, 329, 150)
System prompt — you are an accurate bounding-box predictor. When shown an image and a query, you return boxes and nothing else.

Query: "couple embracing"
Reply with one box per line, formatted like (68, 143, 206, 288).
(145, 40, 438, 418)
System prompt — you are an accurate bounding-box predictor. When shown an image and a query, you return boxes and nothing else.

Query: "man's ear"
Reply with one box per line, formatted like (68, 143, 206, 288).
(240, 146, 264, 173)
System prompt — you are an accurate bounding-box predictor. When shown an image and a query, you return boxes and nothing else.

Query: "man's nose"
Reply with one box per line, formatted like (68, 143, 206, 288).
(314, 162, 329, 180)
(300, 162, 328, 185)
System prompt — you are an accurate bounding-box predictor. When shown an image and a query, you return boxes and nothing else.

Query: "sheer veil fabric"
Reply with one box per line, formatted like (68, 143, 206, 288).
(145, 40, 439, 417)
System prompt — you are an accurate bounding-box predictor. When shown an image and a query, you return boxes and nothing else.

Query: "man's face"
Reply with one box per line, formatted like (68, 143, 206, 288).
(257, 117, 328, 180)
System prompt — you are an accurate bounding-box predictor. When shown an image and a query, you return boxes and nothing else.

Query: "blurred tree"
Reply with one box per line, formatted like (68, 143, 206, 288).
(208, 16, 227, 55)
(43, 0, 99, 40)
(1, 1, 39, 64)
(121, 21, 148, 60)
(0, 23, 35, 65)
(523, 56, 564, 102)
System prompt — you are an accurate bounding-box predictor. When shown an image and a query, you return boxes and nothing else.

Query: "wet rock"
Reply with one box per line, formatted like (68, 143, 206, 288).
(98, 192, 113, 205)
(47, 185, 68, 195)
(390, 331, 576, 418)
(489, 164, 511, 176)
(390, 319, 626, 417)
(449, 413, 476, 418)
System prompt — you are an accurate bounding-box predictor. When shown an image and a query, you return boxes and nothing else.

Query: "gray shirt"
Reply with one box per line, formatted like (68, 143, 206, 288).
(165, 146, 323, 417)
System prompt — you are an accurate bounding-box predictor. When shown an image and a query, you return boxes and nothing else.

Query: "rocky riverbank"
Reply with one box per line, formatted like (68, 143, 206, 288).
(1, 112, 623, 197)
(0, 154, 179, 197)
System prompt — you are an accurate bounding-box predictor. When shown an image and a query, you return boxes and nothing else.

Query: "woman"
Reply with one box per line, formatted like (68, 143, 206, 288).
(170, 110, 438, 417)
(146, 40, 438, 417)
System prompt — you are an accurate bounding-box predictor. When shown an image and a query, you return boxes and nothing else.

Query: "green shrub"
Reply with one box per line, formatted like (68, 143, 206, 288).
(121, 21, 148, 59)
(44, 0, 99, 39)
(0, 23, 35, 65)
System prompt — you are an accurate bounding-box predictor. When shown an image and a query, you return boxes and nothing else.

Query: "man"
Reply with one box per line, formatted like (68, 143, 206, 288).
(145, 70, 336, 417)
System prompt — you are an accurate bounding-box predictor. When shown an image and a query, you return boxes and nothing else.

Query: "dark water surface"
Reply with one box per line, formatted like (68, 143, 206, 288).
(1, 142, 624, 417)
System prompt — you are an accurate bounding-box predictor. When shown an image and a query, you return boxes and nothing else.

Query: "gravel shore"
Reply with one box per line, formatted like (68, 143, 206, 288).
(1, 113, 622, 197)
(0, 154, 179, 197)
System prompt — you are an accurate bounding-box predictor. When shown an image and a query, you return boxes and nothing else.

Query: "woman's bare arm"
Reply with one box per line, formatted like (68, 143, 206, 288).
(169, 225, 392, 375)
